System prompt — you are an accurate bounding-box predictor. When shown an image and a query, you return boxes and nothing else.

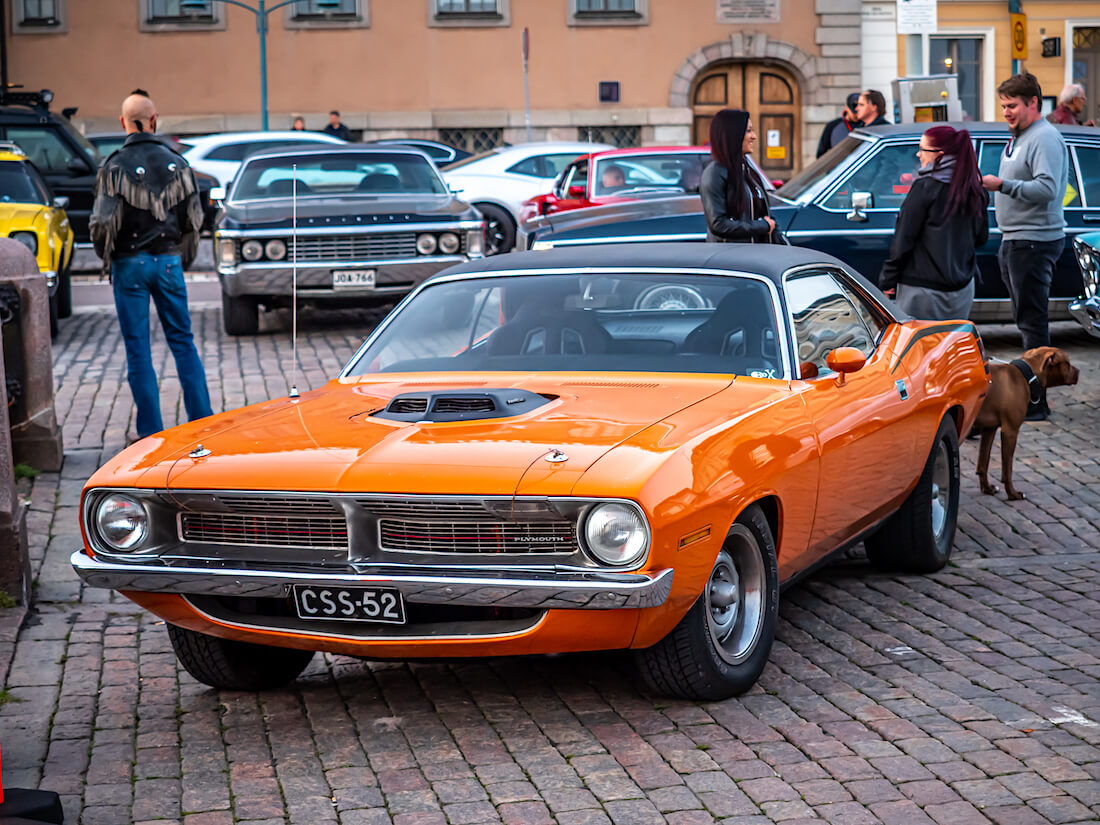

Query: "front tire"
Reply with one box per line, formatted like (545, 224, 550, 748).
(49, 289, 59, 339)
(56, 267, 72, 319)
(222, 290, 259, 336)
(168, 624, 314, 690)
(865, 415, 960, 573)
(635, 504, 779, 700)
(475, 203, 515, 254)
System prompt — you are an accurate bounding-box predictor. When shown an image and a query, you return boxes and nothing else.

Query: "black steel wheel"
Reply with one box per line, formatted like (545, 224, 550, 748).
(635, 503, 779, 700)
(475, 203, 515, 254)
(168, 624, 314, 691)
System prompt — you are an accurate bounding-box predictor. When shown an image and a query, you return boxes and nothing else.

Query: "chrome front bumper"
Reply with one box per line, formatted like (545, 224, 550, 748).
(218, 257, 466, 298)
(1069, 295, 1100, 338)
(71, 551, 674, 610)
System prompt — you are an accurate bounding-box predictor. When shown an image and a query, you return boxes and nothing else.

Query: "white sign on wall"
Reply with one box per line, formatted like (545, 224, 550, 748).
(897, 0, 937, 34)
(717, 0, 780, 24)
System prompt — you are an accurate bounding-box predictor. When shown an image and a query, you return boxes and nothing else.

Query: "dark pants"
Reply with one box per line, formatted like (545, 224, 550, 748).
(112, 252, 213, 438)
(998, 237, 1064, 350)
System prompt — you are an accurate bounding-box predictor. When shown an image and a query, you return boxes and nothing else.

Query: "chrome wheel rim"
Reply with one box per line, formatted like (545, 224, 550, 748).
(930, 438, 951, 540)
(705, 526, 766, 666)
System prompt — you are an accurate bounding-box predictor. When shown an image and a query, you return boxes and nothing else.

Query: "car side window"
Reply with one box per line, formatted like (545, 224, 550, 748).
(6, 128, 79, 175)
(786, 272, 876, 376)
(833, 273, 888, 339)
(821, 143, 920, 210)
(205, 143, 254, 162)
(1072, 145, 1100, 207)
(506, 156, 545, 177)
(981, 139, 1081, 207)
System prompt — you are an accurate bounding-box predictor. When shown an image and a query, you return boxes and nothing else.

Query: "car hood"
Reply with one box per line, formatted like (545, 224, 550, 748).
(0, 203, 48, 226)
(221, 194, 475, 228)
(527, 194, 704, 236)
(97, 374, 735, 497)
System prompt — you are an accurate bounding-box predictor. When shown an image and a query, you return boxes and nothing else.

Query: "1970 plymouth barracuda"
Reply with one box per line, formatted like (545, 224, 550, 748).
(521, 122, 1100, 323)
(73, 243, 988, 700)
(214, 145, 485, 335)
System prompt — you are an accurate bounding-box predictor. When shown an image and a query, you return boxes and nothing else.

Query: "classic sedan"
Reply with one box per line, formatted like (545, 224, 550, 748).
(522, 122, 1100, 322)
(1070, 234, 1100, 337)
(72, 243, 988, 700)
(213, 145, 485, 335)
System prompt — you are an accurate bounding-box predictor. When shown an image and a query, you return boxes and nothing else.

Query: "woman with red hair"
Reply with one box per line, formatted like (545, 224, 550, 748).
(879, 125, 988, 319)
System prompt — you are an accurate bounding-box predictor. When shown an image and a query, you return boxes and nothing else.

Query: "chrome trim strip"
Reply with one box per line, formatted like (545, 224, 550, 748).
(226, 255, 466, 270)
(217, 222, 483, 238)
(339, 265, 793, 381)
(536, 233, 706, 248)
(71, 551, 674, 610)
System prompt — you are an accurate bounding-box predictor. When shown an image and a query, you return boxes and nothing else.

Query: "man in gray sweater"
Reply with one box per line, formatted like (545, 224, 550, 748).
(981, 73, 1068, 420)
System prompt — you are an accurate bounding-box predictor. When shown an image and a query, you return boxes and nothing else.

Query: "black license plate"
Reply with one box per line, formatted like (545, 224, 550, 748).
(292, 585, 406, 624)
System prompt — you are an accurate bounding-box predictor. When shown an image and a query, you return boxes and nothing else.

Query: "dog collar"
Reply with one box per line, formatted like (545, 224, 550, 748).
(1010, 358, 1043, 404)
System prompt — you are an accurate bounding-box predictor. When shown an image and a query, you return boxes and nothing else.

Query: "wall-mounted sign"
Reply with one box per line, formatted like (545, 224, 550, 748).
(896, 0, 936, 35)
(766, 129, 781, 147)
(1011, 13, 1028, 60)
(717, 0, 779, 24)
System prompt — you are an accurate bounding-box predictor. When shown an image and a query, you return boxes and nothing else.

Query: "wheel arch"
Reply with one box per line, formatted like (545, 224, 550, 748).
(472, 199, 519, 225)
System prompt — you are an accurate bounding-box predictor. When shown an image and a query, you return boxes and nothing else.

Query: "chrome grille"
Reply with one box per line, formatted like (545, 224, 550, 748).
(357, 498, 503, 520)
(290, 233, 418, 262)
(378, 519, 575, 554)
(180, 512, 348, 549)
(208, 495, 338, 516)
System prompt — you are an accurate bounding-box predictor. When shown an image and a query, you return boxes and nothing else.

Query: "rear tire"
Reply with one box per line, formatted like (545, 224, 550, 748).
(168, 624, 314, 691)
(865, 415, 960, 573)
(634, 504, 779, 700)
(56, 267, 72, 319)
(49, 290, 59, 339)
(222, 290, 260, 336)
(475, 203, 515, 254)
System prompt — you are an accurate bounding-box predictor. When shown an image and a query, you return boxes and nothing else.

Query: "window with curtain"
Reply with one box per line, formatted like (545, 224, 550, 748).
(436, 0, 498, 13)
(292, 0, 358, 18)
(147, 0, 215, 21)
(929, 37, 983, 121)
(20, 0, 61, 26)
(577, 0, 636, 10)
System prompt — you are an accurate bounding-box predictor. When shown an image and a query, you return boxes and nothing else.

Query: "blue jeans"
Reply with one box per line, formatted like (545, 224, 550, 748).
(112, 253, 213, 438)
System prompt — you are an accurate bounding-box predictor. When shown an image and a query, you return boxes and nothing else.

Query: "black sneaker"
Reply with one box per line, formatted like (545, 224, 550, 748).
(1025, 402, 1049, 422)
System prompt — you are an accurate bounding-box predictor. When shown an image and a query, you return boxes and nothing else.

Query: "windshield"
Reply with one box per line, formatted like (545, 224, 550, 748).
(776, 136, 864, 201)
(0, 161, 47, 204)
(345, 272, 783, 378)
(594, 153, 708, 196)
(231, 152, 447, 200)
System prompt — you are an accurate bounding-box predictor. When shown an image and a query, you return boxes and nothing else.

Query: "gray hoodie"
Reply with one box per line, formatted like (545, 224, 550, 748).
(994, 117, 1068, 242)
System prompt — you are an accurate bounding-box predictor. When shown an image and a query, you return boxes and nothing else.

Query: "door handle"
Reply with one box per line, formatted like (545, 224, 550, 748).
(1084, 214, 1100, 222)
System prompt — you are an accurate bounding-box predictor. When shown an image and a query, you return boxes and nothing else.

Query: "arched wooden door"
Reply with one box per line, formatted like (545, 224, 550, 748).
(692, 62, 801, 180)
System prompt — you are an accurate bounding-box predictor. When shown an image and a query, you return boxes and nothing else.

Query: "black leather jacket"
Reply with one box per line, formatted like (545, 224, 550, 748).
(90, 132, 203, 272)
(700, 162, 782, 244)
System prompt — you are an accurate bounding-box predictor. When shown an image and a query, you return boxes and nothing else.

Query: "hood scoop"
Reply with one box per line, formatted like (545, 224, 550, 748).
(373, 389, 554, 423)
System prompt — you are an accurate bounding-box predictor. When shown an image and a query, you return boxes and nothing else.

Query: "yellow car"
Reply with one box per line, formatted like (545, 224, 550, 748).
(0, 141, 73, 337)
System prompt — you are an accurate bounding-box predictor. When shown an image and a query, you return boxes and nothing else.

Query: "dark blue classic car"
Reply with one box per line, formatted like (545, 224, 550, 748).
(520, 123, 1100, 322)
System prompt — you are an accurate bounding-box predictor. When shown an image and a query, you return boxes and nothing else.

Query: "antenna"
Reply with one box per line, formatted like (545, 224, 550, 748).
(288, 163, 300, 399)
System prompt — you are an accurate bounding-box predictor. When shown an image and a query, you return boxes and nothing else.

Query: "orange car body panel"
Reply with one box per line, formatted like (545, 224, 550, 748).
(80, 319, 988, 660)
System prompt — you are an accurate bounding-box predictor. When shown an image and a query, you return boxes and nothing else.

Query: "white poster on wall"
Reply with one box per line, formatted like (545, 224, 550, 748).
(897, 0, 937, 34)
(717, 0, 780, 24)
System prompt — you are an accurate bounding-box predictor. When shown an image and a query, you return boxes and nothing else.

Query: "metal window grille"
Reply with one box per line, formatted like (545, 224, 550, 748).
(1074, 27, 1100, 49)
(577, 0, 635, 11)
(292, 0, 357, 18)
(577, 126, 641, 148)
(147, 0, 214, 22)
(20, 0, 60, 25)
(439, 128, 503, 154)
(437, 0, 498, 13)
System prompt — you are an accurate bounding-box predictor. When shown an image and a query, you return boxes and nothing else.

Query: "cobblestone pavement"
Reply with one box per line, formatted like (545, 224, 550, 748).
(4, 300, 1100, 825)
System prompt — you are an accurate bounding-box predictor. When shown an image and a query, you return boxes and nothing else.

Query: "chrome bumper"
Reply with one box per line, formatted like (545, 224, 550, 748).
(218, 257, 466, 298)
(71, 551, 673, 610)
(1069, 295, 1100, 338)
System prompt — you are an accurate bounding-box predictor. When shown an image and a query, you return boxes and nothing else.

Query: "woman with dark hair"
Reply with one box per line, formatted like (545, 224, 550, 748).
(879, 125, 989, 319)
(700, 109, 781, 244)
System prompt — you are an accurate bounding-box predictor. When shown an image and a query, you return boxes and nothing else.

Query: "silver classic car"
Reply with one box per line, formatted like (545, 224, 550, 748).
(214, 145, 485, 335)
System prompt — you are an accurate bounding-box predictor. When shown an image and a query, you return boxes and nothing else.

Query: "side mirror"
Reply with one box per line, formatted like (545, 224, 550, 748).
(567, 184, 586, 198)
(66, 156, 91, 176)
(51, 196, 69, 210)
(209, 186, 226, 202)
(826, 346, 867, 385)
(847, 191, 872, 222)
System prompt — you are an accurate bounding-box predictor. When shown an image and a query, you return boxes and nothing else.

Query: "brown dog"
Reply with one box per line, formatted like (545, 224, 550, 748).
(974, 346, 1079, 501)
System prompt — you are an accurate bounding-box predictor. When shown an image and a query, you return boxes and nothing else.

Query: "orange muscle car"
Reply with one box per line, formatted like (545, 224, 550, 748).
(73, 243, 989, 699)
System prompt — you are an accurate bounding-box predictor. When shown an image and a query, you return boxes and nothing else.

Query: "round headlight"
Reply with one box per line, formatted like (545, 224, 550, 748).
(11, 232, 37, 255)
(416, 233, 438, 255)
(583, 503, 648, 566)
(95, 493, 148, 551)
(241, 240, 264, 261)
(265, 239, 287, 261)
(438, 232, 460, 254)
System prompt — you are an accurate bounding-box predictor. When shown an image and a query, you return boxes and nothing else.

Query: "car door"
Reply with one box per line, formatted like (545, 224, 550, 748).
(786, 269, 921, 554)
(784, 140, 921, 285)
(7, 125, 97, 243)
(555, 159, 590, 212)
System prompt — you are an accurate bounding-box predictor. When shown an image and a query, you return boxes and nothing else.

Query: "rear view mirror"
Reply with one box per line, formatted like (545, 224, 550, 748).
(567, 184, 585, 197)
(51, 196, 69, 210)
(826, 347, 867, 385)
(847, 191, 872, 222)
(209, 186, 226, 202)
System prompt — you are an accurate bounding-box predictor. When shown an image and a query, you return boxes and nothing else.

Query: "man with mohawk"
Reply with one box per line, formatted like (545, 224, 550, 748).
(90, 90, 213, 441)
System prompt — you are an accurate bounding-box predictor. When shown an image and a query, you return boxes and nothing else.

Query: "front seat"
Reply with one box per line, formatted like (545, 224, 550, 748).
(487, 305, 611, 356)
(683, 288, 771, 358)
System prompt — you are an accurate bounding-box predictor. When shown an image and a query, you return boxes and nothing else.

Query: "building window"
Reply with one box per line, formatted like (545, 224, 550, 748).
(569, 0, 646, 26)
(286, 0, 367, 28)
(430, 0, 508, 27)
(577, 125, 641, 148)
(929, 37, 983, 122)
(141, 0, 223, 31)
(439, 128, 503, 155)
(13, 0, 65, 32)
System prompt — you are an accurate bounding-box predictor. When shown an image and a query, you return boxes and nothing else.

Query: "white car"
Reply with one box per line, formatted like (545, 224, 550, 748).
(441, 141, 612, 253)
(183, 131, 347, 186)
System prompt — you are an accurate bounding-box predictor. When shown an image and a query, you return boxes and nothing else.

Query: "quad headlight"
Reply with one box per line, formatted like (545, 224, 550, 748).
(264, 239, 287, 261)
(416, 233, 438, 255)
(94, 493, 148, 552)
(438, 232, 460, 254)
(241, 240, 264, 261)
(10, 232, 37, 255)
(583, 502, 649, 567)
